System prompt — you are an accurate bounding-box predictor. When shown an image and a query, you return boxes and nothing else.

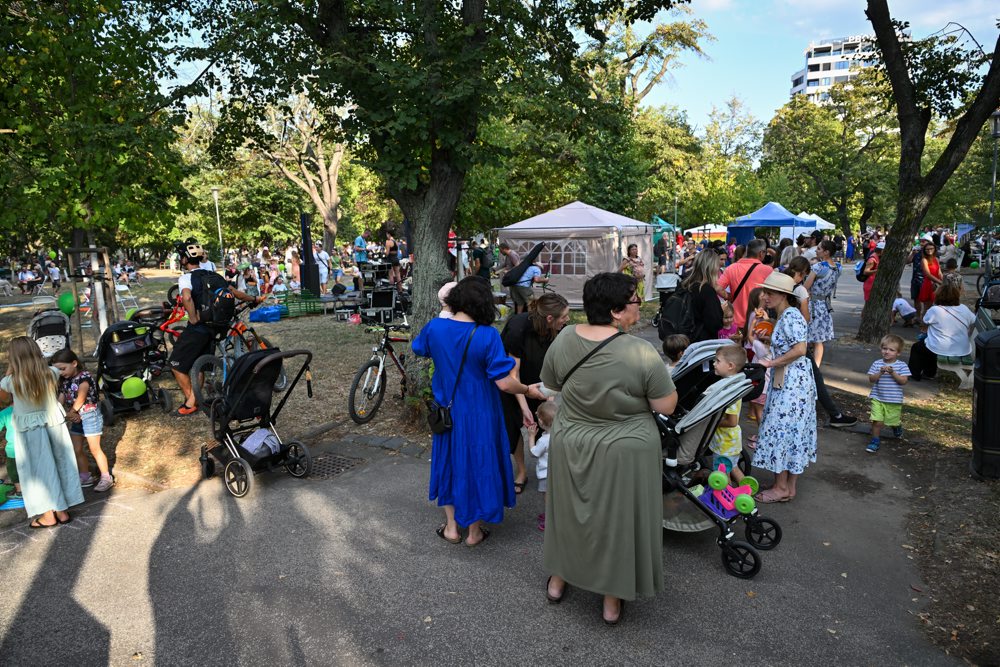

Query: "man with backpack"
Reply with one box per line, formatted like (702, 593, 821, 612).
(470, 239, 494, 279)
(717, 239, 772, 329)
(169, 239, 265, 416)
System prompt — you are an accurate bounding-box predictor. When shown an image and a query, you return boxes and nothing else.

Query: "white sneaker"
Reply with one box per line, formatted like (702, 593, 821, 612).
(93, 475, 115, 493)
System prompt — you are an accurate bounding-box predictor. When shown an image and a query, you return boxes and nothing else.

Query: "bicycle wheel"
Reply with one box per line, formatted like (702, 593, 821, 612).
(167, 284, 180, 304)
(349, 359, 387, 424)
(191, 354, 226, 407)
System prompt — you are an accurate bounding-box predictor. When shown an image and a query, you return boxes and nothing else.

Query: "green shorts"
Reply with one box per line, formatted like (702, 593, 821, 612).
(870, 399, 902, 427)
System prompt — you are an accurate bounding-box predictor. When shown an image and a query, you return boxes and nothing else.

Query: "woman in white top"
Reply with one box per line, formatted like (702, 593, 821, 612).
(907, 282, 976, 381)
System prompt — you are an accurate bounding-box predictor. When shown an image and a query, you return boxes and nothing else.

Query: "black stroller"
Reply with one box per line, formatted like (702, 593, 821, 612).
(28, 308, 71, 359)
(658, 367, 779, 579)
(201, 348, 314, 498)
(96, 321, 173, 425)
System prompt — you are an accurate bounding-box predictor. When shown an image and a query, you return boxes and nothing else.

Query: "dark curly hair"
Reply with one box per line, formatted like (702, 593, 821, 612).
(583, 272, 637, 325)
(444, 276, 496, 325)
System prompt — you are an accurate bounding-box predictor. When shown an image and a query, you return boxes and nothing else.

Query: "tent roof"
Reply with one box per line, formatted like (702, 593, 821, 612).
(729, 202, 811, 228)
(499, 201, 651, 231)
(797, 212, 836, 230)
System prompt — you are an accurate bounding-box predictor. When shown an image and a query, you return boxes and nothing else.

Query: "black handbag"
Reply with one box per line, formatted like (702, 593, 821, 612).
(427, 326, 477, 435)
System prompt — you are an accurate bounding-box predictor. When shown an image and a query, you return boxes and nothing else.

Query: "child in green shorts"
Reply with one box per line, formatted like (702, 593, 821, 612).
(866, 334, 910, 453)
(0, 406, 20, 500)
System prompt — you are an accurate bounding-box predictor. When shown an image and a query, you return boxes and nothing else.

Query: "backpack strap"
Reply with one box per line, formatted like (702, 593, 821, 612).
(447, 326, 478, 408)
(731, 262, 763, 304)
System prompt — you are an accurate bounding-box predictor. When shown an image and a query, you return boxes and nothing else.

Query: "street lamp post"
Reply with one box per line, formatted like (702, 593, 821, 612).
(211, 187, 224, 266)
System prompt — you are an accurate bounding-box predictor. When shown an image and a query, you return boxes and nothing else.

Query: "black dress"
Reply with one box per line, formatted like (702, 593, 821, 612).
(499, 313, 552, 452)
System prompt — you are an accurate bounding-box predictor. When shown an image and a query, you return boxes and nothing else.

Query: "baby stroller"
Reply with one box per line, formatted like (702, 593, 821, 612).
(657, 372, 782, 579)
(672, 339, 767, 411)
(96, 320, 173, 425)
(28, 309, 71, 359)
(201, 348, 314, 498)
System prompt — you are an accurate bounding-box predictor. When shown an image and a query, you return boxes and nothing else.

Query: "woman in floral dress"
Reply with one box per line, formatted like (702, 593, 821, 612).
(804, 240, 839, 367)
(619, 244, 646, 299)
(752, 273, 817, 503)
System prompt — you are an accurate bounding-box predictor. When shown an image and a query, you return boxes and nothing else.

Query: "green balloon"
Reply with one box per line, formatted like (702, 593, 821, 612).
(971, 261, 980, 269)
(121, 376, 147, 400)
(278, 263, 286, 272)
(48, 250, 57, 260)
(57, 292, 75, 316)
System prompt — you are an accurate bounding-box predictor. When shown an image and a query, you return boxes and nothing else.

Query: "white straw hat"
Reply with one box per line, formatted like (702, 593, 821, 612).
(760, 272, 796, 296)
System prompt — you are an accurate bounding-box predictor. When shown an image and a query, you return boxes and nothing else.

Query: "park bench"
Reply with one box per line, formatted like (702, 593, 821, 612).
(936, 309, 996, 390)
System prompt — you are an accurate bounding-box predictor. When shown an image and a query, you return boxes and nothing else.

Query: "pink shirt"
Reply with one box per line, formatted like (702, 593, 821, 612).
(718, 258, 770, 328)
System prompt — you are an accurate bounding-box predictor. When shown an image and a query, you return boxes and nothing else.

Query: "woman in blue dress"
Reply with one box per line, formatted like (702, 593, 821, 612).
(753, 273, 817, 503)
(804, 240, 840, 367)
(412, 277, 545, 546)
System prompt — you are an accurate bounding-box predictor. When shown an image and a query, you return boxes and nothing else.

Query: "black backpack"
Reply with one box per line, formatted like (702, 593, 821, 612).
(480, 244, 495, 270)
(657, 286, 697, 340)
(190, 269, 236, 329)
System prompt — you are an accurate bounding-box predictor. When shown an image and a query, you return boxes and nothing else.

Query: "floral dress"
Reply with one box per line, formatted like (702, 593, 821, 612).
(808, 260, 839, 343)
(752, 308, 817, 475)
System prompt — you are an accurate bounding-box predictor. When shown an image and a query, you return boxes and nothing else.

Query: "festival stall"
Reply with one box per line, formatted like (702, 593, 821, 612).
(495, 201, 655, 307)
(727, 202, 813, 246)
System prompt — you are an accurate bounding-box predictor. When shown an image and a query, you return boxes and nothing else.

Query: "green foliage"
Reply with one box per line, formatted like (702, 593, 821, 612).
(0, 0, 190, 246)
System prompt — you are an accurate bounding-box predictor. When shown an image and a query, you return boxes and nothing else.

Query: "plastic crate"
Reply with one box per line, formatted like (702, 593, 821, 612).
(274, 290, 322, 318)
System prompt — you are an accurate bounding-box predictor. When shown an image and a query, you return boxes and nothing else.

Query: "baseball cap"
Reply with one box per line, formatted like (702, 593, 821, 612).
(876, 242, 885, 250)
(921, 233, 934, 242)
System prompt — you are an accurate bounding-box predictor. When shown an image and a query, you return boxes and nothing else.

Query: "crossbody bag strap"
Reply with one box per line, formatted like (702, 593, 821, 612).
(447, 326, 478, 408)
(731, 262, 762, 304)
(560, 331, 625, 386)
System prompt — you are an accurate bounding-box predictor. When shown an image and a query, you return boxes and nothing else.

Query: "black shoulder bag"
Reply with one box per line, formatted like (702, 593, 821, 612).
(559, 332, 625, 386)
(427, 326, 477, 435)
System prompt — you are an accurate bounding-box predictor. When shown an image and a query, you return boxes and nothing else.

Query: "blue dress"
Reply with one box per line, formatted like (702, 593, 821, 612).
(411, 318, 516, 526)
(808, 260, 839, 343)
(752, 308, 817, 475)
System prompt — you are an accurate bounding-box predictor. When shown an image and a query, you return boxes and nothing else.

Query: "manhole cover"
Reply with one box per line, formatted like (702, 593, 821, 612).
(311, 454, 366, 480)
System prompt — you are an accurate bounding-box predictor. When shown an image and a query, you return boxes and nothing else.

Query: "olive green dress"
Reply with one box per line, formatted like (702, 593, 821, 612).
(541, 327, 675, 601)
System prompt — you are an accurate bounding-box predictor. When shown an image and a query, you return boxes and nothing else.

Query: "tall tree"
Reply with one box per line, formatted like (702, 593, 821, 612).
(171, 0, 685, 328)
(858, 1, 1000, 342)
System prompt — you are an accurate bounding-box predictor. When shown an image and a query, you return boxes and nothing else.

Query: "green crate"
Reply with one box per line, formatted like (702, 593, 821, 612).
(275, 290, 322, 317)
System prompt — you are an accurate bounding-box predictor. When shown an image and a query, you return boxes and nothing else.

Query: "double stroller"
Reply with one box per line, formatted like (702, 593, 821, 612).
(200, 348, 314, 498)
(96, 321, 173, 424)
(28, 309, 71, 359)
(657, 339, 780, 579)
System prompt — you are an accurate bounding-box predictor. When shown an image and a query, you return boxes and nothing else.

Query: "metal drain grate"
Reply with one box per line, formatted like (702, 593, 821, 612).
(311, 454, 366, 480)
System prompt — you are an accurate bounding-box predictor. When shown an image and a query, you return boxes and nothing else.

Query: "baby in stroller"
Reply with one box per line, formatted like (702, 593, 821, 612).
(657, 348, 778, 579)
(201, 348, 314, 498)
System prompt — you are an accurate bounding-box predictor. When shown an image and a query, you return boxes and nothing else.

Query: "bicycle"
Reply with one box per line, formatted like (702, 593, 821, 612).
(976, 250, 1000, 294)
(348, 322, 411, 424)
(189, 300, 288, 407)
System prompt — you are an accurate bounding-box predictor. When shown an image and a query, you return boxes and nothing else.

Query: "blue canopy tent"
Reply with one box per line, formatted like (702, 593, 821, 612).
(727, 202, 813, 246)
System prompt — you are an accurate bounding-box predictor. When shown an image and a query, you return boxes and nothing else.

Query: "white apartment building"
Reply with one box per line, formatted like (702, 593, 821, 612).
(789, 35, 876, 102)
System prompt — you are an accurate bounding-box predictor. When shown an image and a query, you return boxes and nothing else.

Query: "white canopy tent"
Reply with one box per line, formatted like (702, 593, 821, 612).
(778, 212, 837, 241)
(495, 201, 654, 308)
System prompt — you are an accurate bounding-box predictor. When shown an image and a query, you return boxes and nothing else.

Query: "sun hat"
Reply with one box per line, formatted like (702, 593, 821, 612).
(876, 241, 885, 249)
(921, 233, 934, 242)
(760, 272, 797, 296)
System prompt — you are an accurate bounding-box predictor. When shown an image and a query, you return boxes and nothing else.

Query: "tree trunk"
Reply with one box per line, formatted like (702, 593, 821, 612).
(322, 204, 338, 250)
(857, 190, 931, 342)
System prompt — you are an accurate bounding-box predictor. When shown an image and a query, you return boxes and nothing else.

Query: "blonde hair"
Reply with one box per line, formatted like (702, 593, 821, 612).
(7, 337, 55, 404)
(881, 334, 904, 351)
(715, 344, 747, 368)
(536, 401, 557, 430)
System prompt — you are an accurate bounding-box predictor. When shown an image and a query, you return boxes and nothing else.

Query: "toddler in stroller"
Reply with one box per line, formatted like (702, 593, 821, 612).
(657, 367, 780, 579)
(201, 348, 314, 498)
(96, 320, 173, 424)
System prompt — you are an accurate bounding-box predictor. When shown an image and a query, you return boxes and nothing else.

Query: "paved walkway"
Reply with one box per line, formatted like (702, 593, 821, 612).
(0, 268, 966, 664)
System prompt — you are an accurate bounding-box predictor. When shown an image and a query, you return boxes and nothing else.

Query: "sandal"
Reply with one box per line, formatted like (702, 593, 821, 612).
(435, 524, 462, 545)
(174, 404, 198, 416)
(464, 527, 491, 548)
(29, 518, 58, 529)
(513, 480, 527, 495)
(746, 435, 758, 450)
(754, 489, 790, 504)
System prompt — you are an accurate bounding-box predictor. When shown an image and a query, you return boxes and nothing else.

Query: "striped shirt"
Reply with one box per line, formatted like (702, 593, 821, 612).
(868, 360, 911, 404)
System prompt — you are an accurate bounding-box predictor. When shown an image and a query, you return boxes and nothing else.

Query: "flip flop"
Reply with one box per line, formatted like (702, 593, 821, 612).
(754, 490, 790, 504)
(29, 519, 58, 529)
(435, 524, 462, 545)
(464, 527, 491, 548)
(174, 404, 198, 417)
(513, 481, 527, 495)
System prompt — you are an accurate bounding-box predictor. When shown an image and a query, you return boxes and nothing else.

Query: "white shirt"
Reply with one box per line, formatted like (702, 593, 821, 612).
(893, 298, 917, 318)
(177, 272, 193, 293)
(802, 247, 818, 264)
(924, 305, 975, 357)
(272, 282, 288, 294)
(199, 260, 217, 272)
(316, 250, 331, 271)
(530, 432, 550, 480)
(48, 266, 61, 281)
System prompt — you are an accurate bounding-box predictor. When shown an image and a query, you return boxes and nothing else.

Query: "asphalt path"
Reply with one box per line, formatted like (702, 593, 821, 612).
(0, 432, 954, 665)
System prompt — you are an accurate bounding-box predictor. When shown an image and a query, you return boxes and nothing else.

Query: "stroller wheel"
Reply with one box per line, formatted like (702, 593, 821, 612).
(745, 516, 782, 551)
(158, 388, 174, 413)
(101, 398, 116, 427)
(283, 439, 313, 478)
(720, 540, 761, 579)
(223, 458, 254, 498)
(200, 450, 215, 479)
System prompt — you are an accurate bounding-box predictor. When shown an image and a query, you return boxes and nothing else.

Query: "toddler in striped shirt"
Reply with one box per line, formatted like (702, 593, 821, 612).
(866, 334, 911, 453)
